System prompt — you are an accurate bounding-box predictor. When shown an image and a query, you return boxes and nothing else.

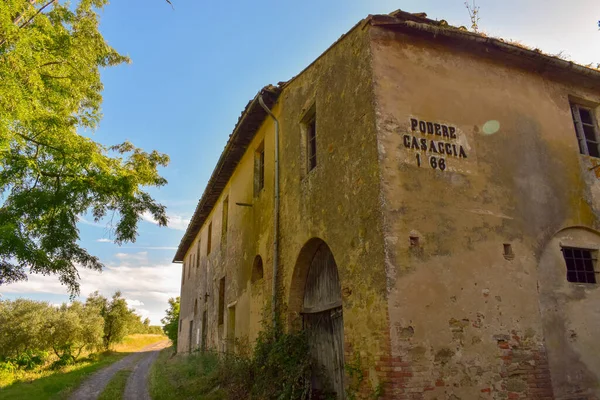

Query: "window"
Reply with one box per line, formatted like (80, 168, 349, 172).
(207, 222, 212, 255)
(571, 103, 600, 157)
(182, 261, 186, 285)
(251, 255, 264, 283)
(188, 254, 193, 279)
(196, 241, 201, 268)
(227, 305, 236, 352)
(307, 115, 317, 171)
(222, 196, 229, 237)
(254, 142, 265, 195)
(218, 277, 225, 325)
(561, 247, 597, 284)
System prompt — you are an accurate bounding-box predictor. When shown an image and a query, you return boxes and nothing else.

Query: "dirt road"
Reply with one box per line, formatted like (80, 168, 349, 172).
(69, 340, 169, 400)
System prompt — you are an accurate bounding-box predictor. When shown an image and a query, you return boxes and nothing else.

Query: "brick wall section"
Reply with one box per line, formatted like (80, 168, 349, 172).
(494, 332, 555, 400)
(344, 310, 560, 400)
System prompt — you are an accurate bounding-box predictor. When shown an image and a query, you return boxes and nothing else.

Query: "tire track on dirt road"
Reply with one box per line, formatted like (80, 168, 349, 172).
(69, 340, 169, 400)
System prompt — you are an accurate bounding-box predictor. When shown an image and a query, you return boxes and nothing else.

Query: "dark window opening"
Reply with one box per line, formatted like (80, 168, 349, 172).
(561, 247, 597, 284)
(196, 241, 201, 266)
(571, 103, 600, 158)
(207, 222, 212, 255)
(218, 277, 225, 325)
(222, 197, 229, 237)
(188, 254, 193, 279)
(255, 142, 265, 195)
(251, 255, 264, 283)
(307, 116, 317, 171)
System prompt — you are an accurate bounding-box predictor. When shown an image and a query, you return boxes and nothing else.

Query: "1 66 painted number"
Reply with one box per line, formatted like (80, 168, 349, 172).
(416, 154, 446, 171)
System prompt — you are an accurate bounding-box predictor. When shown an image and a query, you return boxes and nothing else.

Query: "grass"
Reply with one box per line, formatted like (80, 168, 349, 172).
(149, 347, 225, 400)
(98, 368, 133, 400)
(0, 334, 166, 400)
(112, 334, 167, 352)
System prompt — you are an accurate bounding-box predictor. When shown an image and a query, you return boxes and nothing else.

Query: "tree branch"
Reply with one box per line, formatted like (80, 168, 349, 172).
(18, 0, 56, 29)
(15, 132, 64, 154)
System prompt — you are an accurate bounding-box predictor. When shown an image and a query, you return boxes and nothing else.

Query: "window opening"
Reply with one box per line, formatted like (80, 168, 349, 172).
(561, 247, 597, 284)
(218, 277, 225, 325)
(307, 115, 317, 171)
(571, 103, 600, 158)
(255, 142, 265, 195)
(222, 196, 229, 237)
(196, 241, 201, 268)
(227, 305, 236, 353)
(251, 255, 264, 283)
(207, 222, 212, 255)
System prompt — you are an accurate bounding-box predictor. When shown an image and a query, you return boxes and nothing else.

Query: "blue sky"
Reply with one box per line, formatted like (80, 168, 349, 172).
(1, 0, 599, 324)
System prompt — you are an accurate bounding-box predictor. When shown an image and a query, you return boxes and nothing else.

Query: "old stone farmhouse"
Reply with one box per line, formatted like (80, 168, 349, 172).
(173, 9, 600, 399)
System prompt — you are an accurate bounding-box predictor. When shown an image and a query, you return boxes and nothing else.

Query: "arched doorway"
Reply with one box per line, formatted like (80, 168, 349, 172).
(296, 240, 345, 399)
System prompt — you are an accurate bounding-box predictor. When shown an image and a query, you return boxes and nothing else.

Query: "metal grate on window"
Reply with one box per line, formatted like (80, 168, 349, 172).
(561, 247, 597, 284)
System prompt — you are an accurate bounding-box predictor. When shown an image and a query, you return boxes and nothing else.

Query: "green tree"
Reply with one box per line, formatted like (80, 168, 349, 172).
(0, 0, 170, 295)
(161, 297, 180, 349)
(46, 301, 103, 361)
(0, 298, 50, 358)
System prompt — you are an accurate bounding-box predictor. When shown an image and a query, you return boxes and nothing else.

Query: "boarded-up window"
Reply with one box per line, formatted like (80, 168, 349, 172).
(254, 141, 265, 196)
(218, 277, 225, 325)
(571, 103, 600, 157)
(207, 222, 213, 255)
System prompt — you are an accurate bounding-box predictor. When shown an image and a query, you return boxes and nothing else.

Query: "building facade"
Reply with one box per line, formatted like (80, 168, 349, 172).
(174, 10, 600, 399)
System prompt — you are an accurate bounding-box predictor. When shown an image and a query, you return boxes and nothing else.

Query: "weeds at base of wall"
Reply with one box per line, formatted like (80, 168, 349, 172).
(169, 322, 314, 399)
(345, 352, 383, 400)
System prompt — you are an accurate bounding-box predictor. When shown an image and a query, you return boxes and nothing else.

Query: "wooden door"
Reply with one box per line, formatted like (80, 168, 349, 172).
(303, 243, 345, 399)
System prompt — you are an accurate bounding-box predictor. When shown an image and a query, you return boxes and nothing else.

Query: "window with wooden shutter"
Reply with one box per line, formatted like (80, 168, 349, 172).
(571, 103, 600, 158)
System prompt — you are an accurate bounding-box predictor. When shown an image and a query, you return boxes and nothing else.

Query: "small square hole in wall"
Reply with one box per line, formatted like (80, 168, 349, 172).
(503, 243, 514, 260)
(409, 236, 419, 247)
(561, 247, 597, 284)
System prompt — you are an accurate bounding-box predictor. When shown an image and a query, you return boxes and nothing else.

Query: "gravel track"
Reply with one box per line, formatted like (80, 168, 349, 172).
(69, 340, 169, 400)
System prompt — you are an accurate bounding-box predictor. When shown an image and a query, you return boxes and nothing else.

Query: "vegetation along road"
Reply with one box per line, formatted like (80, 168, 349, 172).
(70, 340, 169, 400)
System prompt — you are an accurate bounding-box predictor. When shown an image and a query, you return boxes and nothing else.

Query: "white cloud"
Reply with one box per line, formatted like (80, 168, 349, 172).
(126, 298, 144, 307)
(97, 238, 112, 243)
(141, 211, 190, 231)
(0, 257, 182, 325)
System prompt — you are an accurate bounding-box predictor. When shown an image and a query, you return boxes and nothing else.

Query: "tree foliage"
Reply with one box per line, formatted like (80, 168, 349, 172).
(0, 0, 170, 294)
(161, 296, 179, 349)
(0, 291, 160, 371)
(46, 301, 104, 362)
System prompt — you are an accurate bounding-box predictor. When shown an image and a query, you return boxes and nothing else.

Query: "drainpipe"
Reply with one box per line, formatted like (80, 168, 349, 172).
(258, 94, 280, 330)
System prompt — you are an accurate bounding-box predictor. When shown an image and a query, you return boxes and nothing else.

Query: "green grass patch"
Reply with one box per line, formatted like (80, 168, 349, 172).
(0, 352, 126, 400)
(98, 368, 132, 400)
(0, 334, 166, 400)
(149, 347, 225, 400)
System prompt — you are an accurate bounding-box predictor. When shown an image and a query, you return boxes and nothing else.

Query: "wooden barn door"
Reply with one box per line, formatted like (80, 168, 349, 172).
(303, 243, 345, 399)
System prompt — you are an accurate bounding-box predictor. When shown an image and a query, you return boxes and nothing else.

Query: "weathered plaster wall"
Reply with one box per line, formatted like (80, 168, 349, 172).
(370, 26, 600, 399)
(178, 121, 272, 354)
(275, 23, 388, 385)
(177, 24, 391, 395)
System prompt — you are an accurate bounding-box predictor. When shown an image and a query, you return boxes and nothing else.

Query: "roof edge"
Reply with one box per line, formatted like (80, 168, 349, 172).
(172, 85, 281, 262)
